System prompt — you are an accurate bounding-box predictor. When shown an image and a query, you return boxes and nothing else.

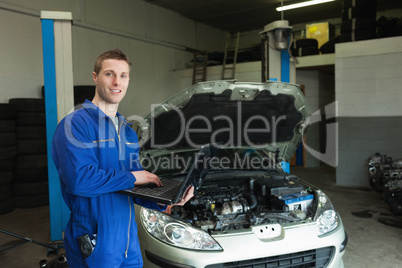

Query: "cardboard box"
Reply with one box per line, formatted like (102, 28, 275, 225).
(306, 22, 335, 49)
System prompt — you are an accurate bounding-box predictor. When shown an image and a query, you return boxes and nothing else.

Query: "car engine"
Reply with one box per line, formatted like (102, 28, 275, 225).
(170, 173, 316, 232)
(368, 152, 402, 215)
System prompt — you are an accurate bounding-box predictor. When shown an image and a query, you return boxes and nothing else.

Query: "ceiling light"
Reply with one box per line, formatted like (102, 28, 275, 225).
(276, 0, 335, 11)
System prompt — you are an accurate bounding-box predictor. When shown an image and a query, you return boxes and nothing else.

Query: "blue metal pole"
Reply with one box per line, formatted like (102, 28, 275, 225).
(41, 18, 66, 242)
(280, 50, 290, 83)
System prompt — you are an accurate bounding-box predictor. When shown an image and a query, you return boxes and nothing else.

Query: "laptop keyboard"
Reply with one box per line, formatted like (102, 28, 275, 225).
(138, 178, 182, 197)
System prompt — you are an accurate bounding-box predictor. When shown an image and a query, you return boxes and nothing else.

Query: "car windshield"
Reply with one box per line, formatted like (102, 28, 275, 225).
(140, 148, 277, 175)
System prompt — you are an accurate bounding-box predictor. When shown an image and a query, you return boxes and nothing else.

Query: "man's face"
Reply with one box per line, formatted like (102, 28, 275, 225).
(93, 59, 130, 106)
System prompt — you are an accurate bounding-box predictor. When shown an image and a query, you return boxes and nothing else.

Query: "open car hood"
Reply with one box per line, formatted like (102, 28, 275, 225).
(136, 80, 309, 163)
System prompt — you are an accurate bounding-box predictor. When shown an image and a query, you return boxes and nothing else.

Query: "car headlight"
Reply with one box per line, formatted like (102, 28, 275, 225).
(140, 207, 223, 251)
(314, 190, 339, 236)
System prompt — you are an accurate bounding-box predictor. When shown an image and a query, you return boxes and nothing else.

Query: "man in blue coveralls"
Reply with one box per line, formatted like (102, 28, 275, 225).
(52, 49, 194, 267)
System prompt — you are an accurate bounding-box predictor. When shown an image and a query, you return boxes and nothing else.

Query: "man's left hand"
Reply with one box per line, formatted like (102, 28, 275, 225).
(172, 185, 194, 206)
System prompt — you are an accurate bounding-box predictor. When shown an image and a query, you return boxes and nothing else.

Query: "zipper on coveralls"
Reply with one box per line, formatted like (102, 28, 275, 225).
(117, 122, 132, 259)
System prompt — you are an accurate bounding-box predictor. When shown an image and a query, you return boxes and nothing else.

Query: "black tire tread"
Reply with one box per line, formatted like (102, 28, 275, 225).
(13, 168, 48, 182)
(12, 181, 49, 196)
(0, 159, 14, 171)
(0, 132, 16, 146)
(15, 154, 47, 169)
(341, 18, 377, 33)
(0, 120, 16, 132)
(14, 194, 49, 208)
(0, 198, 15, 215)
(16, 112, 46, 126)
(291, 38, 318, 50)
(16, 126, 46, 140)
(0, 171, 13, 185)
(17, 139, 47, 154)
(0, 146, 17, 160)
(8, 98, 45, 113)
(0, 104, 16, 120)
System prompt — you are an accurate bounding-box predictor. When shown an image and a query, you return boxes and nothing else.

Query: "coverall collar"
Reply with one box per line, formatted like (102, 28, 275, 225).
(82, 99, 128, 125)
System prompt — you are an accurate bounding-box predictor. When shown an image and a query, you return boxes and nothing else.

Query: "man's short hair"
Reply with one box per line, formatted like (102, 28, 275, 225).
(94, 49, 131, 75)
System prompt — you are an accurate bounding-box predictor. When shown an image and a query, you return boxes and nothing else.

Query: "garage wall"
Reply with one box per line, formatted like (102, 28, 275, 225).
(0, 0, 226, 117)
(335, 36, 402, 187)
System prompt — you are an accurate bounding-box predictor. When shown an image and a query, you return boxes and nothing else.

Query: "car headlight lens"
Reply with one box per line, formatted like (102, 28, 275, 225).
(140, 207, 223, 251)
(315, 190, 339, 236)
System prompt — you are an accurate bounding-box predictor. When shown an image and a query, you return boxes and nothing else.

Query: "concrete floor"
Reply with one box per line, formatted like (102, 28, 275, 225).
(1, 166, 401, 267)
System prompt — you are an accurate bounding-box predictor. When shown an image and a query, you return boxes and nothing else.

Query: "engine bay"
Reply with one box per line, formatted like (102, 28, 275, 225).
(170, 172, 316, 232)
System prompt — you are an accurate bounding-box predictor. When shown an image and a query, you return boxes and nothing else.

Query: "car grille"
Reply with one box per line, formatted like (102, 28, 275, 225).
(205, 246, 334, 268)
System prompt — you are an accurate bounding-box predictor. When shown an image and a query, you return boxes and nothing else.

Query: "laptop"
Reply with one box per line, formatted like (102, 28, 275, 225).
(118, 145, 213, 205)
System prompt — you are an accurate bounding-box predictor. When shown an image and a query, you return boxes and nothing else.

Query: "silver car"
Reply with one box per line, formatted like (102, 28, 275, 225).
(133, 80, 347, 267)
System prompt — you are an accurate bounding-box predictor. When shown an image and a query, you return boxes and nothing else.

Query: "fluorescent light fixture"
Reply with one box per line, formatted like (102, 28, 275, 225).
(276, 0, 335, 11)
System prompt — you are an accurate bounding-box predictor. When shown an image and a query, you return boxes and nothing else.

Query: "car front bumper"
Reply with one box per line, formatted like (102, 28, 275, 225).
(138, 213, 346, 268)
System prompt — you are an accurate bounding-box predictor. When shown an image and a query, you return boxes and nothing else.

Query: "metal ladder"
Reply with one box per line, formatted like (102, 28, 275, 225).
(192, 50, 208, 84)
(221, 32, 240, 80)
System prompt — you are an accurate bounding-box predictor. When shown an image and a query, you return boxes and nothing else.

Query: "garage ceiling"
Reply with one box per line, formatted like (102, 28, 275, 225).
(144, 0, 402, 33)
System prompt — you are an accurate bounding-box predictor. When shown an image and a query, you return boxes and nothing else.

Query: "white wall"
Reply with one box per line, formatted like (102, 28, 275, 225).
(0, 0, 226, 117)
(336, 37, 402, 117)
(335, 36, 402, 187)
(0, 8, 44, 101)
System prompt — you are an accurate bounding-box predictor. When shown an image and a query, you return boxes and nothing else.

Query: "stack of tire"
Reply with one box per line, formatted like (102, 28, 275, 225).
(0, 104, 17, 215)
(320, 35, 341, 54)
(74, 85, 95, 109)
(42, 85, 95, 108)
(340, 0, 377, 43)
(290, 38, 320, 57)
(377, 16, 402, 38)
(9, 98, 49, 209)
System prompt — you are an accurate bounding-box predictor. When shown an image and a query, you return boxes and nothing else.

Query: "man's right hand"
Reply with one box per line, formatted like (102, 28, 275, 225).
(131, 170, 163, 187)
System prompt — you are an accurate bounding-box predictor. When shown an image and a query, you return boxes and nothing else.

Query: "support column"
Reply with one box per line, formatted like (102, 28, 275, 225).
(41, 11, 73, 242)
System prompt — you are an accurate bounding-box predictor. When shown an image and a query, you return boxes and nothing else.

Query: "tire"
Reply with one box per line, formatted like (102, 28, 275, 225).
(0, 183, 12, 194)
(377, 16, 402, 38)
(15, 154, 47, 169)
(12, 181, 49, 196)
(74, 85, 96, 106)
(17, 139, 47, 154)
(0, 132, 16, 146)
(320, 35, 341, 54)
(0, 104, 16, 120)
(0, 159, 14, 171)
(13, 168, 48, 183)
(0, 191, 13, 202)
(8, 98, 45, 113)
(74, 85, 95, 98)
(16, 126, 46, 140)
(0, 146, 17, 160)
(342, 7, 376, 20)
(0, 120, 16, 132)
(16, 112, 46, 126)
(291, 38, 318, 50)
(291, 47, 320, 57)
(0, 198, 15, 215)
(340, 31, 377, 42)
(74, 97, 90, 107)
(14, 194, 49, 208)
(341, 18, 377, 33)
(0, 171, 13, 185)
(342, 0, 377, 9)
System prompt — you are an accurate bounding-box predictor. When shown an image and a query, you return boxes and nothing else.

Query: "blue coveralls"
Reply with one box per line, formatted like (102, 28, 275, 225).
(52, 100, 165, 267)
